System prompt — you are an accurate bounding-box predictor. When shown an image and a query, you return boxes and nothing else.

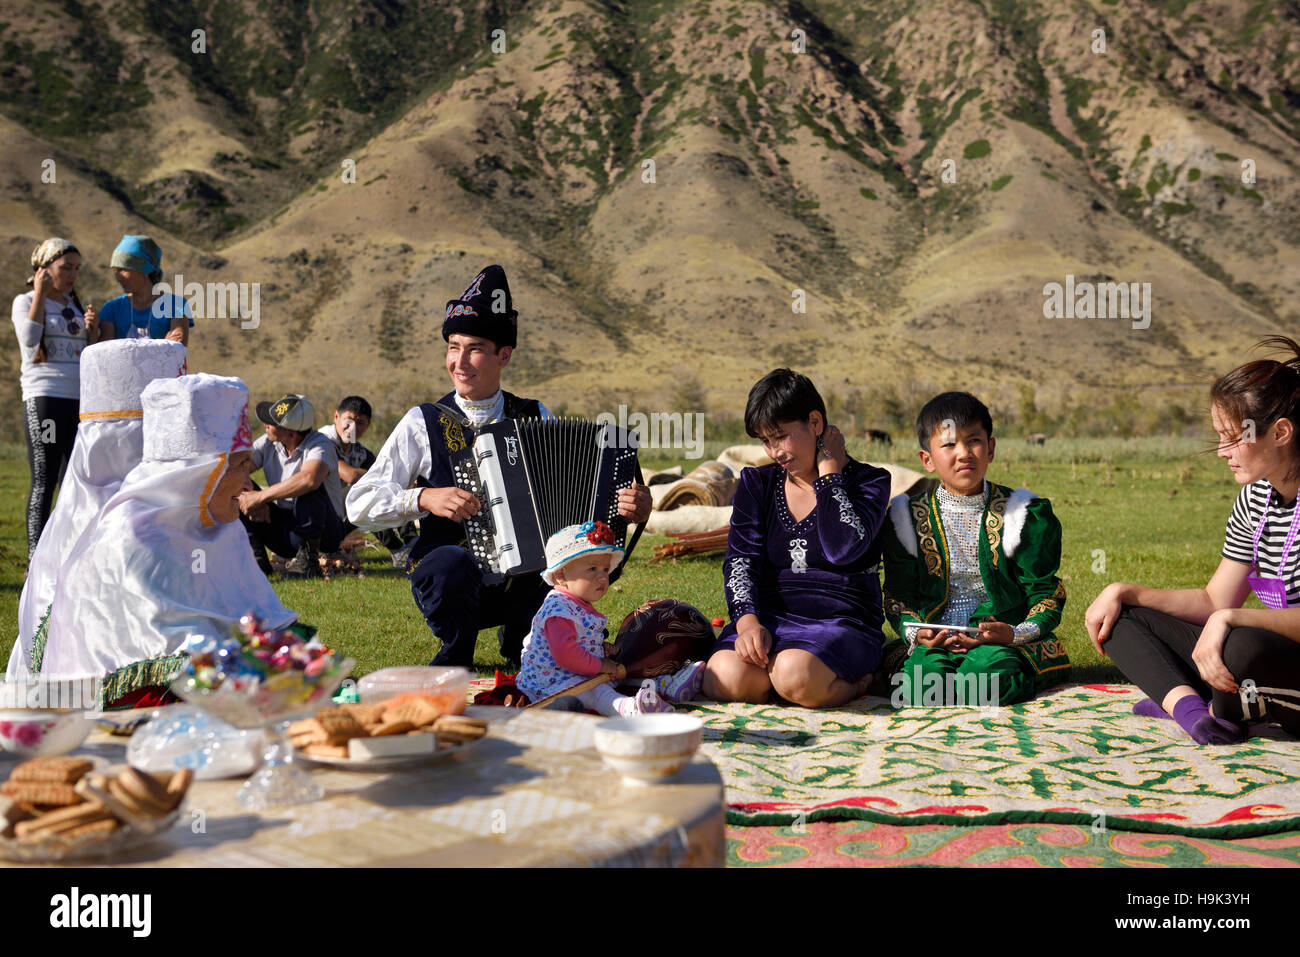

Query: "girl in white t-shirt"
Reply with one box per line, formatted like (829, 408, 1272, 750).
(11, 238, 105, 559)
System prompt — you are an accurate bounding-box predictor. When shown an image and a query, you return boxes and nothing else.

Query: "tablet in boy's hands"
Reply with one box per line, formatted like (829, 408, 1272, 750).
(904, 622, 983, 637)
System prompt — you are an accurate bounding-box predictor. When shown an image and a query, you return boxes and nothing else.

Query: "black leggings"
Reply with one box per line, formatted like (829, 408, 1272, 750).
(23, 396, 79, 560)
(1106, 605, 1300, 734)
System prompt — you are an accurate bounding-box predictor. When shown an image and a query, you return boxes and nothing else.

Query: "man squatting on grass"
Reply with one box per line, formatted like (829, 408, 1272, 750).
(239, 393, 344, 578)
(347, 265, 652, 668)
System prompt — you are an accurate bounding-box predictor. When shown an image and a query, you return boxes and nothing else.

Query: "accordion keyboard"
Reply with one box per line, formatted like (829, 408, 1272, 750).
(451, 456, 501, 577)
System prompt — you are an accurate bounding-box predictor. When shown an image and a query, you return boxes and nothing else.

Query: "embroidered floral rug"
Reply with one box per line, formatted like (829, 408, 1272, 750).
(726, 820, 1300, 867)
(686, 684, 1300, 838)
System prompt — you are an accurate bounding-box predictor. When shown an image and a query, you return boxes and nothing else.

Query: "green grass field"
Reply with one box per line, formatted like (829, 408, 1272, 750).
(0, 435, 1248, 684)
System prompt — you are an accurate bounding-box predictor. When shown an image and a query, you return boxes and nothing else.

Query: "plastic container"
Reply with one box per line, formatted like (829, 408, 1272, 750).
(127, 707, 266, 780)
(356, 666, 469, 715)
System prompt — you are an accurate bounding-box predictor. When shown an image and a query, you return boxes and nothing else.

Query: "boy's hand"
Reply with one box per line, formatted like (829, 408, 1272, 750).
(915, 627, 958, 650)
(977, 620, 1014, 646)
(419, 486, 480, 521)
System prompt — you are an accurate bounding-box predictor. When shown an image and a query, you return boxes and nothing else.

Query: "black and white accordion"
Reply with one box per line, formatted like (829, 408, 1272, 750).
(437, 407, 644, 584)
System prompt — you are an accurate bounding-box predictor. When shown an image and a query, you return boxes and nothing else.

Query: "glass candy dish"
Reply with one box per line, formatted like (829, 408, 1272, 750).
(169, 615, 353, 810)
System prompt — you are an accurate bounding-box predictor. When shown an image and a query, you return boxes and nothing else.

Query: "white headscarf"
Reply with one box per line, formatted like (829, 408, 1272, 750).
(9, 339, 188, 679)
(41, 373, 296, 703)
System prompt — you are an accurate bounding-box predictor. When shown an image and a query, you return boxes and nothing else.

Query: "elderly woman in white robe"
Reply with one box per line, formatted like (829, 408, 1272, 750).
(41, 373, 297, 706)
(11, 338, 188, 679)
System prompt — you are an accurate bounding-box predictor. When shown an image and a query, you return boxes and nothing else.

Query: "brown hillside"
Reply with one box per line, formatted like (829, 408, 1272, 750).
(1, 0, 1296, 439)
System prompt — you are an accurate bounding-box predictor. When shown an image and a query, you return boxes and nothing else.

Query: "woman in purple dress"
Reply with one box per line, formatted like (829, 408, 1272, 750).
(702, 369, 892, 707)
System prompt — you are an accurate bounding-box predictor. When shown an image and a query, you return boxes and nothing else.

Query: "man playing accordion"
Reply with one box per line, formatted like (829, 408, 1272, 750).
(347, 265, 652, 667)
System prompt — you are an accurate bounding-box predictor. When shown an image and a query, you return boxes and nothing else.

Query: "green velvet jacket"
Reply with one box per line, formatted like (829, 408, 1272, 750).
(881, 481, 1070, 689)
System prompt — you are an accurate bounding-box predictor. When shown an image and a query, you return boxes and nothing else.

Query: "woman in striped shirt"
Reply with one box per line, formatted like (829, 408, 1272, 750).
(1086, 336, 1300, 744)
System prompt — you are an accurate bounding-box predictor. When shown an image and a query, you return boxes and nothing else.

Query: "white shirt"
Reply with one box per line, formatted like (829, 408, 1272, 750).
(347, 390, 551, 531)
(12, 292, 85, 401)
(252, 429, 342, 514)
(318, 423, 374, 518)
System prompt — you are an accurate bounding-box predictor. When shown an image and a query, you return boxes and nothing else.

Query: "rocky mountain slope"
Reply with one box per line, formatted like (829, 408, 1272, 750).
(2, 0, 1296, 438)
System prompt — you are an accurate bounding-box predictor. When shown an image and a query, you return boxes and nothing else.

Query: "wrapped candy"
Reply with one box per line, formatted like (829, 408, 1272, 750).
(171, 614, 353, 728)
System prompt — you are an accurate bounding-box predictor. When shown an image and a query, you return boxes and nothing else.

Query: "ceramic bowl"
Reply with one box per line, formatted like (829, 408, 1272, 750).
(593, 713, 704, 785)
(0, 709, 92, 758)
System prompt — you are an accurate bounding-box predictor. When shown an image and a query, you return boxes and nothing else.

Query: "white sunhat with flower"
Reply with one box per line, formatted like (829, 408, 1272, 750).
(542, 520, 625, 586)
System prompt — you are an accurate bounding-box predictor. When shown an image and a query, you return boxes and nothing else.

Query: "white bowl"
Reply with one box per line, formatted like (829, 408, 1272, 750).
(593, 714, 704, 785)
(0, 709, 92, 758)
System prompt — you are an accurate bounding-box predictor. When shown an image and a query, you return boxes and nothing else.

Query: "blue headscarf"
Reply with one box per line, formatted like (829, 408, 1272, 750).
(110, 235, 163, 283)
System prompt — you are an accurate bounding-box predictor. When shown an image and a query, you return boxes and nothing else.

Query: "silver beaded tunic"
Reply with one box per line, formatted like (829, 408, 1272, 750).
(934, 482, 1040, 643)
(936, 482, 990, 629)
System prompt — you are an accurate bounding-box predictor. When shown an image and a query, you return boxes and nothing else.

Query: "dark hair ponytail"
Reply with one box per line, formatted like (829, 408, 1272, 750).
(1211, 336, 1300, 478)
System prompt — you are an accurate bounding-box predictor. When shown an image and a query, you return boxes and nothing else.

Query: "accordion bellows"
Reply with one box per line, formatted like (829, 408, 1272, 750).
(448, 416, 641, 583)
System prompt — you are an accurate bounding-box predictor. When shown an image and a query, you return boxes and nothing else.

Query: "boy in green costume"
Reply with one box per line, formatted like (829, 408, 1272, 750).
(882, 392, 1070, 706)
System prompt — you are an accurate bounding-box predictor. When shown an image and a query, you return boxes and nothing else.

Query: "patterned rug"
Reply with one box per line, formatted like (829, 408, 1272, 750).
(686, 683, 1300, 838)
(726, 820, 1300, 867)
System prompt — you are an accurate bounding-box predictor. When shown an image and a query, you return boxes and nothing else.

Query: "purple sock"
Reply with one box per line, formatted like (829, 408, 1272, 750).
(1133, 698, 1171, 720)
(1171, 695, 1245, 745)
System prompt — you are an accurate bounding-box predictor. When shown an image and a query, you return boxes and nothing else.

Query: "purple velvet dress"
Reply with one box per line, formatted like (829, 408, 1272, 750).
(712, 459, 892, 681)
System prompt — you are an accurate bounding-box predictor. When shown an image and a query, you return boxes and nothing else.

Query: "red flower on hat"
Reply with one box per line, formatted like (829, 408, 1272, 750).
(584, 520, 615, 546)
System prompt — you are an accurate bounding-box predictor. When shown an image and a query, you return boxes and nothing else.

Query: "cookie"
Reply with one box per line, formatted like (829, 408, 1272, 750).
(105, 780, 155, 820)
(0, 781, 82, 807)
(9, 756, 94, 784)
(431, 716, 487, 743)
(115, 768, 173, 815)
(433, 715, 487, 734)
(62, 817, 120, 840)
(370, 720, 414, 737)
(302, 743, 349, 758)
(0, 796, 33, 838)
(75, 777, 145, 826)
(294, 713, 366, 745)
(340, 703, 388, 726)
(287, 718, 325, 742)
(165, 769, 193, 805)
(14, 801, 109, 838)
(384, 698, 440, 728)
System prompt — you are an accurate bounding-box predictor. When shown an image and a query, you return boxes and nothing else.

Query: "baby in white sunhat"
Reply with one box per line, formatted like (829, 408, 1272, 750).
(516, 520, 705, 715)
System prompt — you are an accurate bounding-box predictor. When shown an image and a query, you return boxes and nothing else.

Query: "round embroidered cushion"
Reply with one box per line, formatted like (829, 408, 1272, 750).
(610, 599, 714, 679)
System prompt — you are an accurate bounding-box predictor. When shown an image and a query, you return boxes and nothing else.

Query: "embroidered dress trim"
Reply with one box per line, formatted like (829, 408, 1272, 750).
(30, 604, 52, 673)
(984, 485, 1008, 570)
(1012, 621, 1042, 643)
(100, 655, 187, 708)
(727, 556, 755, 612)
(79, 408, 143, 421)
(198, 453, 227, 528)
(830, 485, 865, 540)
(789, 538, 809, 574)
(776, 477, 814, 531)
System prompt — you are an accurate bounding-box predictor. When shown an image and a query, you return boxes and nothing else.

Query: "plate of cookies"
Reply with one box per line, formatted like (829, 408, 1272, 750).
(289, 699, 489, 770)
(0, 756, 193, 861)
